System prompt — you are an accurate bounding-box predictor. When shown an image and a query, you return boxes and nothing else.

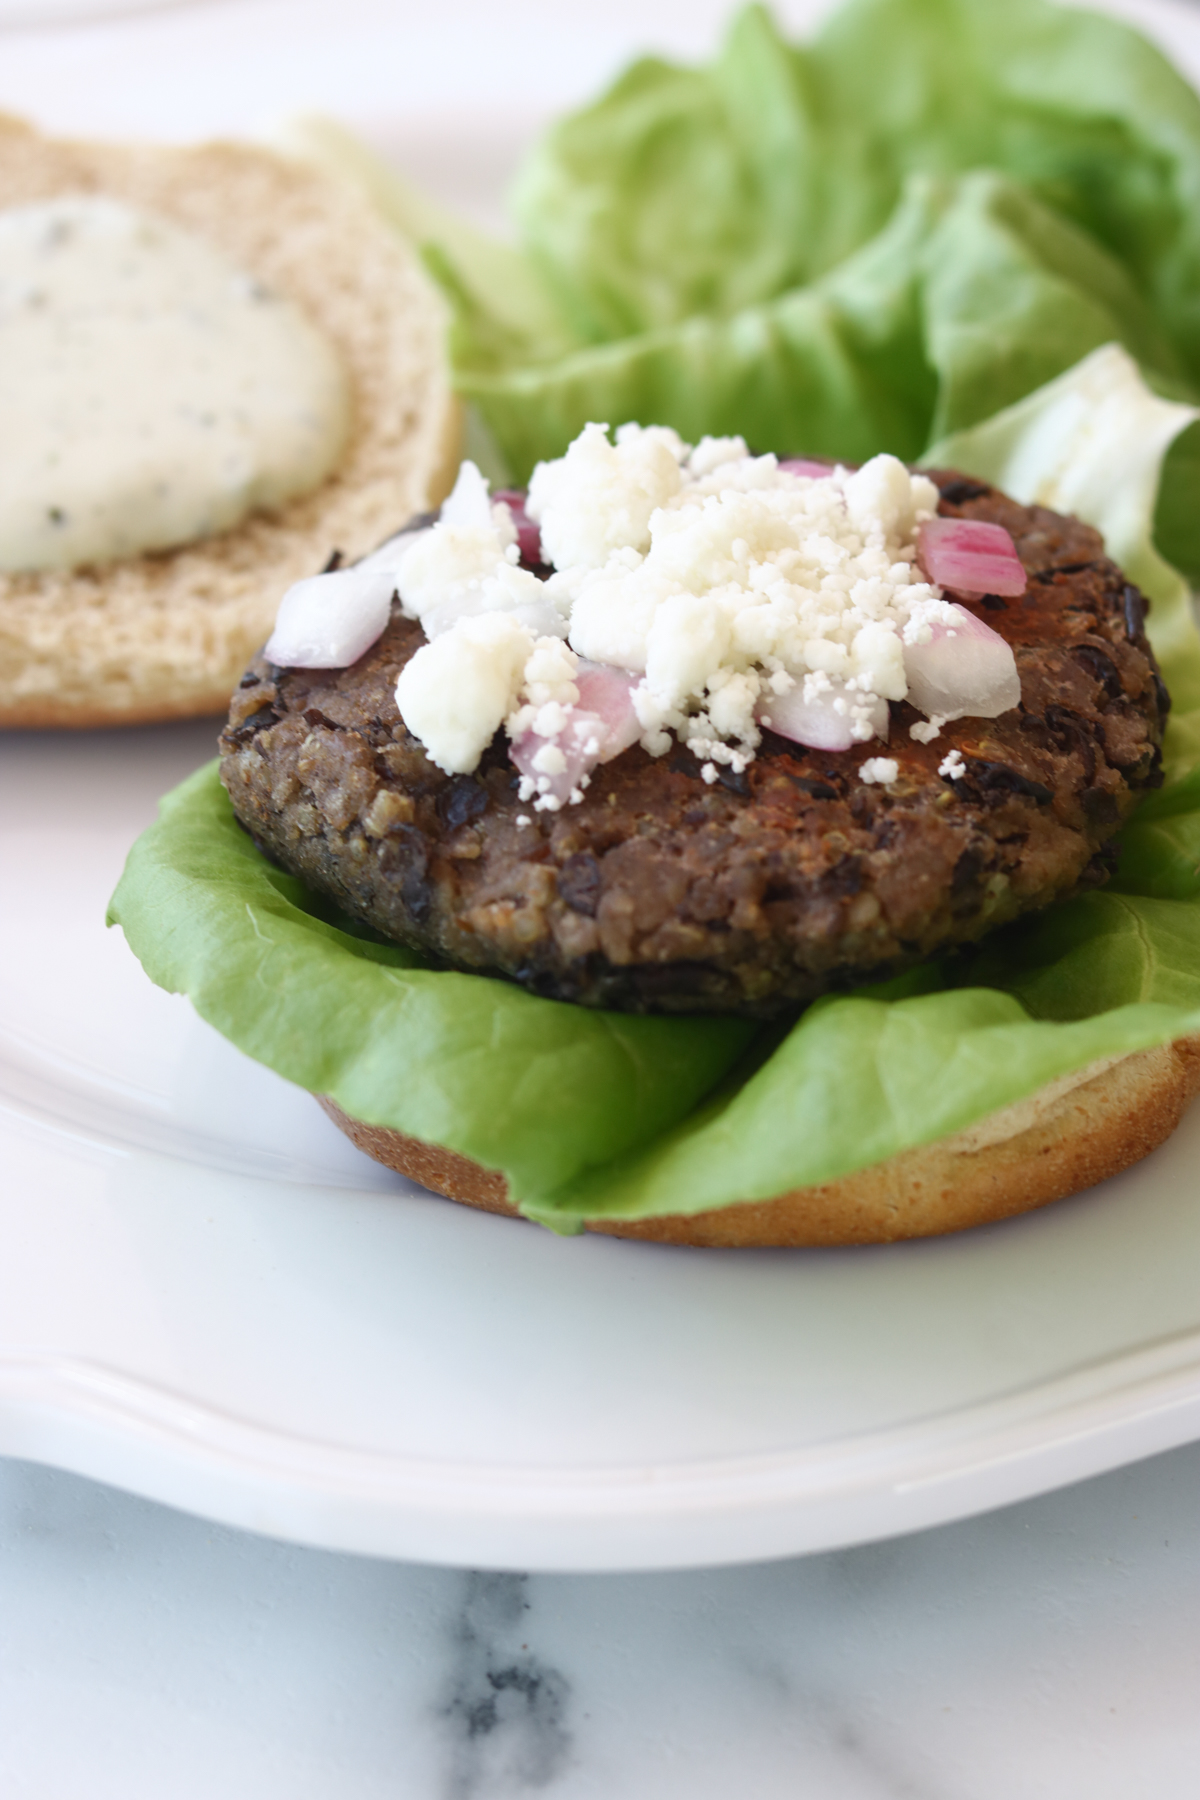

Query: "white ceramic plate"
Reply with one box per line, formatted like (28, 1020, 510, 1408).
(3, 721, 1200, 1572)
(0, 1, 206, 27)
(3, 0, 1200, 1574)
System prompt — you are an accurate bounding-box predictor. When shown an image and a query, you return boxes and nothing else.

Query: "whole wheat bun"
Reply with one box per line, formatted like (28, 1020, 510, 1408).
(317, 1036, 1200, 1245)
(0, 114, 460, 729)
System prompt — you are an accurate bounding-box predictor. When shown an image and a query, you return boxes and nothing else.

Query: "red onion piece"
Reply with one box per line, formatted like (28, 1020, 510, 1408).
(779, 458, 835, 480)
(509, 664, 643, 804)
(493, 488, 543, 566)
(356, 523, 430, 575)
(903, 604, 1021, 720)
(917, 517, 1026, 597)
(264, 568, 395, 669)
(573, 661, 641, 761)
(757, 680, 888, 752)
(510, 709, 609, 805)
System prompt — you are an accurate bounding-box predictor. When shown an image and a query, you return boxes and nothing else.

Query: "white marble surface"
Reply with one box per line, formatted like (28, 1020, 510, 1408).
(2, 1444, 1199, 1798)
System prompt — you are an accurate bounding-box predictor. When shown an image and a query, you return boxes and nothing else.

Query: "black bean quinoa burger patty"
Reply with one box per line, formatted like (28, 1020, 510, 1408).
(219, 473, 1168, 1018)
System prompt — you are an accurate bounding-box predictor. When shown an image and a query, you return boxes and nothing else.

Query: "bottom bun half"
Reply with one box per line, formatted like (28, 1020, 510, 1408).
(318, 1036, 1200, 1247)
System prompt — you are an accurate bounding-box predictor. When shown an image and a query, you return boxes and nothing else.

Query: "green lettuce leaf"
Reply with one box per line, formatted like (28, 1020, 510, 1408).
(538, 986, 1199, 1227)
(106, 763, 752, 1210)
(107, 762, 1200, 1228)
(928, 346, 1199, 614)
(451, 168, 1180, 488)
(376, 0, 1200, 572)
(928, 342, 1200, 769)
(508, 0, 1200, 360)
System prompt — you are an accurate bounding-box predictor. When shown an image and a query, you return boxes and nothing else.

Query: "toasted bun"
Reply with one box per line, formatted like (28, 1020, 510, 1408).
(0, 114, 459, 729)
(317, 1036, 1200, 1245)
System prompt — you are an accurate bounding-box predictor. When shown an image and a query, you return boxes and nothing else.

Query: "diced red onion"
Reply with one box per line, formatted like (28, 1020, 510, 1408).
(917, 517, 1026, 597)
(264, 568, 396, 669)
(510, 710, 609, 806)
(902, 604, 1021, 720)
(757, 680, 889, 752)
(509, 665, 642, 803)
(779, 458, 835, 480)
(355, 524, 430, 575)
(573, 661, 641, 761)
(494, 488, 543, 566)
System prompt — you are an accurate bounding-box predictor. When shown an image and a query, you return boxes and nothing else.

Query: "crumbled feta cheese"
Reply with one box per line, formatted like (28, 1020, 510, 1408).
(707, 669, 761, 740)
(616, 420, 689, 462)
(902, 596, 961, 645)
(677, 450, 798, 500)
(505, 639, 581, 742)
(557, 445, 939, 769)
(848, 620, 907, 701)
(393, 459, 520, 628)
(686, 435, 750, 478)
(387, 425, 963, 798)
(645, 592, 734, 708)
(526, 421, 684, 569)
(531, 741, 567, 776)
(421, 559, 558, 640)
(910, 715, 946, 744)
(396, 520, 510, 624)
(566, 564, 657, 674)
(858, 757, 899, 785)
(438, 459, 495, 532)
(521, 635, 580, 709)
(845, 457, 938, 544)
(395, 613, 534, 774)
(939, 748, 967, 780)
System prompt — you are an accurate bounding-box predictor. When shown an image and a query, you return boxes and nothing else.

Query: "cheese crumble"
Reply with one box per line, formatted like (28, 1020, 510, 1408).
(393, 425, 953, 801)
(909, 716, 946, 744)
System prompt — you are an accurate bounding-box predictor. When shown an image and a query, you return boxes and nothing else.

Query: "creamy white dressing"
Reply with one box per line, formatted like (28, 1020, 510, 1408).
(0, 196, 349, 572)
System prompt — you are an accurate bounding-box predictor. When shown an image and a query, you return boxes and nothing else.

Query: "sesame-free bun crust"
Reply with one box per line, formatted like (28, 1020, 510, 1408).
(318, 1036, 1200, 1246)
(0, 114, 460, 729)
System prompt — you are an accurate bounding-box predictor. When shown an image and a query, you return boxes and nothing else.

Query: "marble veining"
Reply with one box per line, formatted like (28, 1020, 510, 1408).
(3, 1445, 1200, 1798)
(440, 1574, 572, 1797)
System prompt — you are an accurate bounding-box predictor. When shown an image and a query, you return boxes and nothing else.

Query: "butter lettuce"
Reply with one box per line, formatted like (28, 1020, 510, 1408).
(107, 763, 753, 1205)
(109, 342, 1200, 1229)
(929, 344, 1200, 765)
(107, 752, 1200, 1230)
(441, 168, 1182, 491)
(384, 0, 1200, 578)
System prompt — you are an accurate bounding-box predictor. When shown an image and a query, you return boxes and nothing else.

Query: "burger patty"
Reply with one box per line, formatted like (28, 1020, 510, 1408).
(219, 474, 1168, 1017)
